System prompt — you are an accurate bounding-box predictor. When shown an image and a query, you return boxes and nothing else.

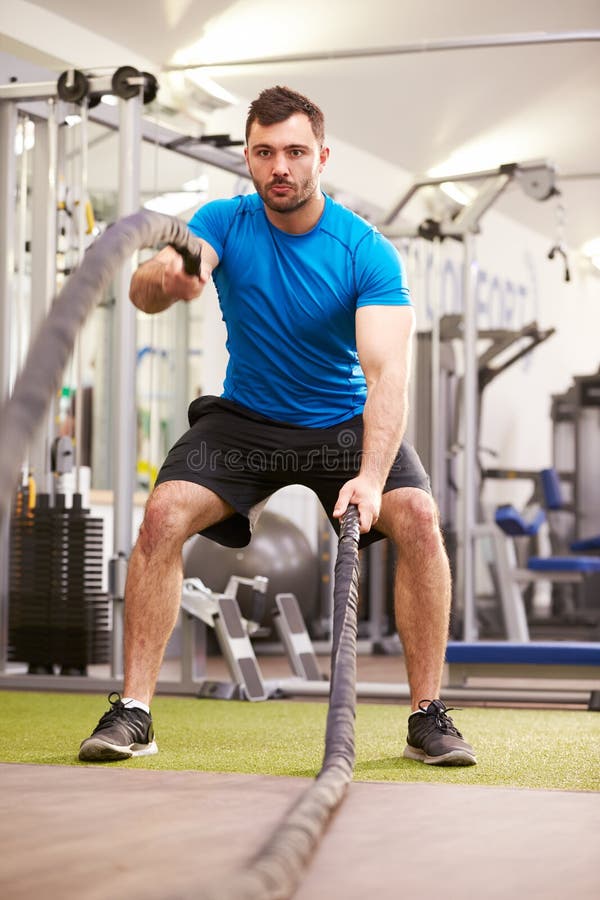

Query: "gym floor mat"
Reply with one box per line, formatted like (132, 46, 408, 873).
(0, 764, 598, 899)
(0, 691, 598, 792)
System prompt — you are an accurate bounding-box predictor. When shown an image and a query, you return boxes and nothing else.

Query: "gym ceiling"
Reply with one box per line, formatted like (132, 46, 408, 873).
(2, 0, 599, 253)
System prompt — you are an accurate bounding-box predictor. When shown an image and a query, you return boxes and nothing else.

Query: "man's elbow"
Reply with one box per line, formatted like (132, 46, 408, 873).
(129, 263, 166, 313)
(365, 363, 406, 391)
(129, 273, 145, 308)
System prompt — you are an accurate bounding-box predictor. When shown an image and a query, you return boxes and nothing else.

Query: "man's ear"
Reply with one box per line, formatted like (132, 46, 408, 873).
(319, 145, 330, 172)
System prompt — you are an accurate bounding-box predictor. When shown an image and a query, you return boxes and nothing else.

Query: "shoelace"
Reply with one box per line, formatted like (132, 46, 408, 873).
(418, 699, 464, 737)
(93, 692, 144, 733)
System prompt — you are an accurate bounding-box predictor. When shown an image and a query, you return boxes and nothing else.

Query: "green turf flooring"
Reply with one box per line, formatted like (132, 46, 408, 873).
(1, 691, 598, 791)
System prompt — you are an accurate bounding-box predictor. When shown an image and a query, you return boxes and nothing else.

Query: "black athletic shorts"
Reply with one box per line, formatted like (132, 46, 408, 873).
(155, 395, 431, 549)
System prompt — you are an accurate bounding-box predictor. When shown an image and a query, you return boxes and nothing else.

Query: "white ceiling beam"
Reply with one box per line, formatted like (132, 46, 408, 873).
(165, 29, 600, 71)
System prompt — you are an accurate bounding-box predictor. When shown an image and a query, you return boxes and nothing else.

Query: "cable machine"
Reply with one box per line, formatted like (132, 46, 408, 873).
(0, 68, 251, 682)
(380, 161, 558, 640)
(414, 314, 555, 590)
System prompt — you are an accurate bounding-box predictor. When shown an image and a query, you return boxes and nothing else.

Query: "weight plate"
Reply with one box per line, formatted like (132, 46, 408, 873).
(57, 70, 89, 104)
(111, 66, 141, 100)
(142, 72, 159, 105)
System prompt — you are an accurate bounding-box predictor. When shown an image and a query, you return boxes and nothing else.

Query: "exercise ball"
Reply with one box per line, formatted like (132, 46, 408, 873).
(183, 510, 319, 631)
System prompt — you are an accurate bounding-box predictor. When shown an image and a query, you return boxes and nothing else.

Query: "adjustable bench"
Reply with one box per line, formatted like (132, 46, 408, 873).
(495, 503, 600, 581)
(480, 504, 600, 642)
(445, 640, 600, 709)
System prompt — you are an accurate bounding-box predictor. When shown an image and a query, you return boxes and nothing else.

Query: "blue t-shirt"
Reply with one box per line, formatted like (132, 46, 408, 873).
(188, 192, 411, 427)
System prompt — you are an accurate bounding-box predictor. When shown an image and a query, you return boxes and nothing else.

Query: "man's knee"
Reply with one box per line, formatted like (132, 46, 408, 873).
(380, 488, 441, 549)
(137, 492, 187, 556)
(137, 481, 224, 555)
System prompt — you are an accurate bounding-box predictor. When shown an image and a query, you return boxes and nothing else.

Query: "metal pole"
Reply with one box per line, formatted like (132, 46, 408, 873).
(0, 102, 17, 402)
(74, 104, 88, 492)
(430, 238, 442, 500)
(15, 116, 30, 391)
(0, 100, 18, 672)
(30, 102, 59, 495)
(165, 29, 600, 71)
(110, 90, 142, 677)
(367, 540, 386, 649)
(461, 233, 478, 641)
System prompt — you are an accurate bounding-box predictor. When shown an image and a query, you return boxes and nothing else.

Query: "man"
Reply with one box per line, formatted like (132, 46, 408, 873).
(79, 86, 476, 766)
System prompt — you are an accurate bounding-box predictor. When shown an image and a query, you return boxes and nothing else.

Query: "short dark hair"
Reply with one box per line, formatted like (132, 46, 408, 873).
(245, 85, 325, 145)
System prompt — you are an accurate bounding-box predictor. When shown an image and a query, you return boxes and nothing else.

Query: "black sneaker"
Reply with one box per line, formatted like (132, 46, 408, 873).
(78, 693, 158, 762)
(403, 699, 476, 766)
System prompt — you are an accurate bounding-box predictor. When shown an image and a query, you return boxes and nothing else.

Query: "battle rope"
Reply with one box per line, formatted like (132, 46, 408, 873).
(0, 210, 201, 519)
(198, 504, 361, 900)
(0, 213, 362, 898)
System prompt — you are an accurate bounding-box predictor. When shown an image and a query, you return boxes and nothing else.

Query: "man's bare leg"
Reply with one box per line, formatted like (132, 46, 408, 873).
(123, 480, 234, 705)
(78, 480, 233, 761)
(376, 488, 475, 764)
(377, 487, 451, 710)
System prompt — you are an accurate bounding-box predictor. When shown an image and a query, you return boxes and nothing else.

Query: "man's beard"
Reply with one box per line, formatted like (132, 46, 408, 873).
(253, 173, 319, 214)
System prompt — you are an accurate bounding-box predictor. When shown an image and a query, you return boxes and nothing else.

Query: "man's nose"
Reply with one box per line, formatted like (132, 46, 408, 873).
(271, 153, 290, 176)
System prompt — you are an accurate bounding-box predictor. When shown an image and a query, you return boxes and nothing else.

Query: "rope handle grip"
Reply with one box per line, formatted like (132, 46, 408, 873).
(339, 503, 361, 544)
(169, 241, 202, 277)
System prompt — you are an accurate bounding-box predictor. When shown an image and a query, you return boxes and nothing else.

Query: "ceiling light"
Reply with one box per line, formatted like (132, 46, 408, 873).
(440, 181, 476, 206)
(158, 71, 237, 119)
(170, 1, 316, 68)
(144, 191, 206, 216)
(101, 94, 119, 106)
(580, 238, 600, 273)
(184, 72, 237, 107)
(581, 237, 600, 258)
(65, 113, 82, 127)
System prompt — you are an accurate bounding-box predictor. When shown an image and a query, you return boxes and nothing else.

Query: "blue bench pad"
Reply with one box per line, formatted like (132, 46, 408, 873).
(571, 535, 600, 552)
(446, 641, 600, 666)
(528, 555, 600, 573)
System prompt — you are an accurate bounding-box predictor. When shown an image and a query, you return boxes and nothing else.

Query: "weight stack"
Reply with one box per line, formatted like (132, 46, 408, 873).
(9, 489, 110, 674)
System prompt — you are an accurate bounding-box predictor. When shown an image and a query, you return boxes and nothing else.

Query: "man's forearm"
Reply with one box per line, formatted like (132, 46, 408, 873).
(129, 258, 175, 314)
(360, 371, 408, 490)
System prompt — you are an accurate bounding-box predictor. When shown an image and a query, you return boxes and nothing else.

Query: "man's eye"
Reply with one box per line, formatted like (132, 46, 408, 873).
(290, 149, 303, 157)
(257, 150, 270, 158)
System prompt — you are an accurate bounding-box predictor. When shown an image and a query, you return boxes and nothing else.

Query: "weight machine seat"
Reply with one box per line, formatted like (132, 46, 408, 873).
(527, 555, 600, 573)
(495, 505, 600, 571)
(571, 535, 600, 552)
(495, 504, 546, 537)
(446, 640, 600, 666)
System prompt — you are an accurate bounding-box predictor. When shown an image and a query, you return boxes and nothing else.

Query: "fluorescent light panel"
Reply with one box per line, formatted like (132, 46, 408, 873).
(144, 191, 206, 216)
(440, 181, 476, 206)
(581, 238, 600, 272)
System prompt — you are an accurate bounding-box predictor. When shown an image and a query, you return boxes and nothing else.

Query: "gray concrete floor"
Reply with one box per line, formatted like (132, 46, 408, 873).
(1, 763, 598, 899)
